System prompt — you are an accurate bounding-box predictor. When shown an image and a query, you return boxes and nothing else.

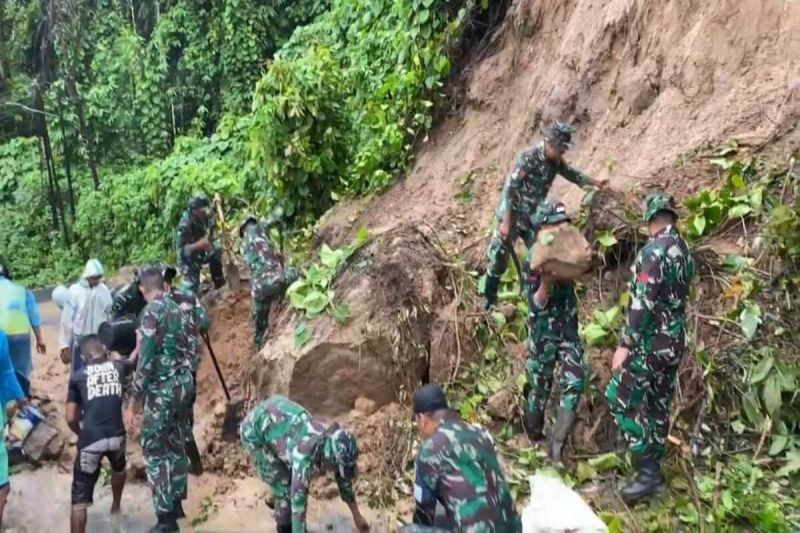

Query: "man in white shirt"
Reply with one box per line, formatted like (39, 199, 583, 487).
(59, 259, 113, 373)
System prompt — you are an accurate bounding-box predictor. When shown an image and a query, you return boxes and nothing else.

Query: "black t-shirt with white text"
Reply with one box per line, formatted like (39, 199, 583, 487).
(67, 359, 133, 447)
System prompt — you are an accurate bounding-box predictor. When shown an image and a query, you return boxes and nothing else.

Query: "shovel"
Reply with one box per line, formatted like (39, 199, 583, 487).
(213, 194, 241, 292)
(201, 332, 245, 441)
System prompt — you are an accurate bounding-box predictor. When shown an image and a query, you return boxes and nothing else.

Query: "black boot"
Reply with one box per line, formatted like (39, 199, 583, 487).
(209, 254, 226, 289)
(150, 512, 179, 532)
(549, 407, 577, 469)
(174, 500, 186, 519)
(522, 410, 545, 441)
(186, 436, 204, 476)
(276, 524, 292, 533)
(483, 275, 501, 310)
(620, 454, 665, 504)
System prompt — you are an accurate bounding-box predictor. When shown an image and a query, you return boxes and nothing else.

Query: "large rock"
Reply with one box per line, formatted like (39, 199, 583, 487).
(254, 225, 457, 417)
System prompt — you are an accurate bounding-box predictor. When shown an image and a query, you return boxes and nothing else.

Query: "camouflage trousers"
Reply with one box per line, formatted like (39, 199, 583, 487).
(485, 217, 536, 279)
(141, 372, 195, 515)
(525, 299, 586, 416)
(252, 296, 273, 352)
(240, 430, 294, 528)
(605, 347, 681, 460)
(179, 247, 224, 293)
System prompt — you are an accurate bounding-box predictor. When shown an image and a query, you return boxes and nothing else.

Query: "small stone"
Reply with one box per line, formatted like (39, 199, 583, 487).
(486, 390, 515, 420)
(353, 397, 377, 416)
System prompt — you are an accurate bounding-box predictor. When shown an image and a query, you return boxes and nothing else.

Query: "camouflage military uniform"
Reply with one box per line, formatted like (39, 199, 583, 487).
(413, 413, 521, 532)
(486, 142, 592, 279)
(133, 293, 195, 517)
(110, 276, 146, 320)
(175, 209, 223, 293)
(606, 224, 694, 461)
(240, 396, 355, 532)
(240, 221, 295, 351)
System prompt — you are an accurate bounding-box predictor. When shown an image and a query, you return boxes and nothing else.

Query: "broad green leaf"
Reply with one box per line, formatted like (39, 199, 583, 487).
(587, 452, 620, 472)
(709, 157, 734, 170)
(728, 203, 751, 218)
(294, 322, 312, 349)
(742, 392, 765, 428)
(775, 451, 800, 477)
(596, 231, 618, 248)
(768, 434, 788, 456)
(330, 301, 351, 325)
(750, 355, 773, 384)
(576, 461, 596, 483)
(301, 290, 329, 315)
(731, 420, 745, 434)
(515, 373, 527, 392)
(763, 374, 782, 416)
(739, 302, 762, 340)
(692, 215, 707, 236)
(729, 170, 746, 189)
(491, 311, 506, 327)
(355, 225, 369, 245)
(582, 323, 609, 346)
(599, 512, 624, 533)
(319, 244, 343, 269)
(604, 305, 621, 325)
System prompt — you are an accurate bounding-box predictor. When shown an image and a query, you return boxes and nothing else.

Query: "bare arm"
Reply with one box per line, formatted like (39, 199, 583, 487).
(65, 402, 81, 436)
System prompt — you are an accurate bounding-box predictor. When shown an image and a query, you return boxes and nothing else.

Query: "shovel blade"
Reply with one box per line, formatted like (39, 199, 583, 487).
(222, 398, 246, 441)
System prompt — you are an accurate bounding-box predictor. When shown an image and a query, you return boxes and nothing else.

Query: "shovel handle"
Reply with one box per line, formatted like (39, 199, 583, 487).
(201, 332, 231, 402)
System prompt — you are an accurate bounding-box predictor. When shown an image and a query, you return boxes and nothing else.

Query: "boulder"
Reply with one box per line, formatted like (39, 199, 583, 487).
(486, 390, 516, 420)
(530, 223, 592, 280)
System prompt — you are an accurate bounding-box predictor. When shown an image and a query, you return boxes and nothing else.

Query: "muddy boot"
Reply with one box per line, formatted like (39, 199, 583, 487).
(150, 512, 179, 533)
(620, 454, 665, 504)
(186, 436, 204, 476)
(483, 275, 500, 310)
(549, 407, 577, 469)
(522, 410, 545, 442)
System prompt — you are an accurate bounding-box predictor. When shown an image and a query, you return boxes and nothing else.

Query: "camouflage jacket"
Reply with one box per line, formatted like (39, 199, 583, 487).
(168, 287, 210, 374)
(240, 222, 285, 296)
(414, 414, 521, 532)
(111, 280, 146, 320)
(620, 225, 694, 352)
(175, 210, 215, 264)
(496, 142, 591, 233)
(241, 396, 355, 528)
(133, 293, 192, 400)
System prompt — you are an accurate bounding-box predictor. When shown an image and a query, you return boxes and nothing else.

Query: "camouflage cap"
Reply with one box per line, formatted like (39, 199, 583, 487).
(532, 199, 571, 227)
(238, 214, 259, 238)
(328, 427, 359, 480)
(188, 193, 210, 210)
(543, 121, 575, 150)
(644, 192, 678, 222)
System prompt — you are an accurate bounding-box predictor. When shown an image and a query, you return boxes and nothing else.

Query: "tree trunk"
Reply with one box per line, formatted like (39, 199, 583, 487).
(58, 108, 76, 218)
(35, 86, 70, 245)
(66, 76, 100, 189)
(39, 139, 59, 231)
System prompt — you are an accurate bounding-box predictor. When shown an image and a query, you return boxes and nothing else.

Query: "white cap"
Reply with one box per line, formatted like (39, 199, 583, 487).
(82, 258, 104, 278)
(51, 284, 69, 309)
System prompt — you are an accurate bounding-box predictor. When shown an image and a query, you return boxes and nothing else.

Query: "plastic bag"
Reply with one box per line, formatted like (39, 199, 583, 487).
(522, 474, 607, 533)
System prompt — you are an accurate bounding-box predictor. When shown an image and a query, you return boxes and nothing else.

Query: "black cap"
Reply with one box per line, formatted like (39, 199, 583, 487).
(413, 384, 449, 415)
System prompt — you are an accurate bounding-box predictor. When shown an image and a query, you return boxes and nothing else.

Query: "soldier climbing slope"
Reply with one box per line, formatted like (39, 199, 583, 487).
(240, 395, 369, 533)
(606, 193, 695, 504)
(484, 121, 607, 309)
(176, 194, 225, 293)
(239, 213, 298, 351)
(408, 384, 521, 532)
(523, 201, 586, 468)
(131, 266, 195, 532)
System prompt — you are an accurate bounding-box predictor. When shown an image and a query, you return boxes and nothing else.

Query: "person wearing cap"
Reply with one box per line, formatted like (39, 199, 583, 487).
(175, 193, 225, 293)
(163, 264, 209, 482)
(484, 121, 607, 310)
(240, 395, 369, 533)
(0, 264, 46, 396)
(110, 269, 146, 320)
(522, 200, 586, 468)
(411, 384, 520, 531)
(131, 266, 195, 532)
(239, 213, 298, 351)
(59, 259, 113, 374)
(605, 193, 694, 504)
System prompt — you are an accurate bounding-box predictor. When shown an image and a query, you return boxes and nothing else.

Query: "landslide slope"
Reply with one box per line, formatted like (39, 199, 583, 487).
(257, 0, 800, 414)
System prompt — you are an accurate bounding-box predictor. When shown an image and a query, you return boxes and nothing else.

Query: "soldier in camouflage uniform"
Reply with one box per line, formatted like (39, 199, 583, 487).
(175, 194, 225, 293)
(523, 201, 585, 468)
(240, 395, 369, 533)
(410, 384, 521, 532)
(484, 122, 606, 309)
(110, 269, 146, 320)
(605, 193, 694, 504)
(131, 266, 195, 532)
(164, 264, 210, 488)
(239, 214, 298, 351)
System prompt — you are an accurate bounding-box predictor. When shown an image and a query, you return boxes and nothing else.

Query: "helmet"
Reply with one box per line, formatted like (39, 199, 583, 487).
(532, 200, 571, 227)
(83, 258, 105, 278)
(327, 427, 358, 480)
(0, 264, 9, 279)
(543, 121, 575, 151)
(189, 194, 210, 210)
(643, 192, 678, 222)
(238, 214, 259, 238)
(52, 284, 70, 309)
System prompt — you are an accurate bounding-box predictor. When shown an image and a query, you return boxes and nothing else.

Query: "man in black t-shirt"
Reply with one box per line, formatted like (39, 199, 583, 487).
(66, 335, 133, 533)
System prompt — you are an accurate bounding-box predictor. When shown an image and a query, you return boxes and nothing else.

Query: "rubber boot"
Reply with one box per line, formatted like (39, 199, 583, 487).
(276, 524, 292, 533)
(174, 500, 186, 519)
(522, 410, 545, 441)
(483, 275, 501, 310)
(149, 512, 179, 533)
(620, 454, 665, 504)
(549, 407, 577, 469)
(186, 436, 204, 476)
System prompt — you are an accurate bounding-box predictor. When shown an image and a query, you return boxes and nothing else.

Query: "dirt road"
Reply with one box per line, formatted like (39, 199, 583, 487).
(3, 300, 393, 532)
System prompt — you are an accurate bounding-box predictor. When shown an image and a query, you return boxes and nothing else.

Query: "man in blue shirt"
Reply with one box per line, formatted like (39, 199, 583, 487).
(0, 330, 26, 529)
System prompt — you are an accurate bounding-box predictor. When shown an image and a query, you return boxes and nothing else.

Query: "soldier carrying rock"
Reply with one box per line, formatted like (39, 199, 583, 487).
(175, 194, 225, 294)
